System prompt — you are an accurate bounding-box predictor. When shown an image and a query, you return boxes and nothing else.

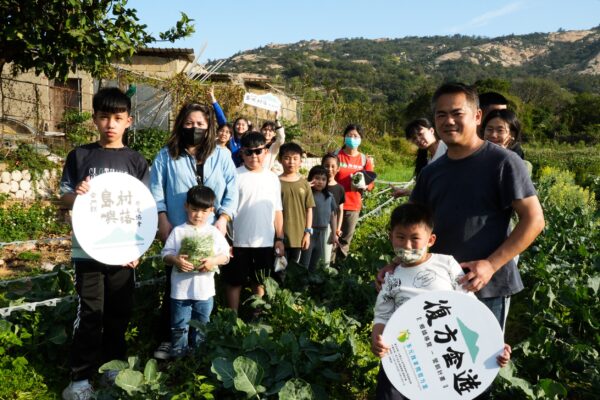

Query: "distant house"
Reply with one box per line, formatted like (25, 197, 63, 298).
(0, 48, 297, 143)
(0, 67, 94, 138)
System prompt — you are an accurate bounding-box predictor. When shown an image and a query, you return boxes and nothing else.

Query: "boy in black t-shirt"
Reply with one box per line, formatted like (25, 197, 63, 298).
(60, 87, 149, 400)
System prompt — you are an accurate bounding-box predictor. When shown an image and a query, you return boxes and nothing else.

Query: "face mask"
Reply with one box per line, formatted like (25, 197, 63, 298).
(181, 127, 207, 146)
(394, 247, 427, 265)
(344, 136, 361, 149)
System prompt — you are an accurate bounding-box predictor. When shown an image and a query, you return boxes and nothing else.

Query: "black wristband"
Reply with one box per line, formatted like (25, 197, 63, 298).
(274, 237, 284, 242)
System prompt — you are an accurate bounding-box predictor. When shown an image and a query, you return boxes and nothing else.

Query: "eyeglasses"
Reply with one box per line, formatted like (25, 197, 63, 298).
(242, 147, 265, 156)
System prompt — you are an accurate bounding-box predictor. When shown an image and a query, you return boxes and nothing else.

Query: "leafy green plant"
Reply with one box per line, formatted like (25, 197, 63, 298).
(169, 374, 217, 400)
(0, 143, 58, 176)
(58, 110, 97, 146)
(17, 251, 42, 262)
(128, 127, 170, 164)
(537, 166, 596, 213)
(0, 200, 69, 242)
(98, 357, 167, 398)
(188, 275, 377, 399)
(499, 167, 600, 399)
(0, 320, 53, 399)
(179, 234, 214, 269)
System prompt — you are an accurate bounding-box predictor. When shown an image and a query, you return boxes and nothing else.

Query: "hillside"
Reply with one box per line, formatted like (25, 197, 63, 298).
(209, 27, 600, 104)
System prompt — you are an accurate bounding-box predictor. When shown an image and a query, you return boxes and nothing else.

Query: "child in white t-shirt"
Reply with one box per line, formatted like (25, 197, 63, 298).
(220, 132, 285, 313)
(162, 185, 230, 358)
(372, 202, 511, 399)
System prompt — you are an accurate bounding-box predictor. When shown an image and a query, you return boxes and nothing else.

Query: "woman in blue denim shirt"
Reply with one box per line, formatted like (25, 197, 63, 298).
(149, 103, 238, 359)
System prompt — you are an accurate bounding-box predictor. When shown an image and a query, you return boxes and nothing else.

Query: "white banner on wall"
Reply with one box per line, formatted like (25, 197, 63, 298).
(72, 172, 157, 265)
(382, 291, 504, 400)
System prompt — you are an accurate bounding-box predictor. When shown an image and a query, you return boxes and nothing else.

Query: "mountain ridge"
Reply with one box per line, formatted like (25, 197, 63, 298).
(208, 27, 600, 100)
(216, 28, 600, 74)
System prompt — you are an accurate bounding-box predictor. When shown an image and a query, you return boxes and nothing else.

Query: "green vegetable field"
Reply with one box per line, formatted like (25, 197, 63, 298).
(0, 160, 598, 399)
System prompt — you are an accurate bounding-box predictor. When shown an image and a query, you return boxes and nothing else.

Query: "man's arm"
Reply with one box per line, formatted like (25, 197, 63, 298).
(460, 195, 545, 291)
(274, 210, 285, 256)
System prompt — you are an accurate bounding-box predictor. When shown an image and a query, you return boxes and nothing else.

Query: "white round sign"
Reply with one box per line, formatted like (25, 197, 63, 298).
(72, 172, 157, 265)
(382, 291, 504, 400)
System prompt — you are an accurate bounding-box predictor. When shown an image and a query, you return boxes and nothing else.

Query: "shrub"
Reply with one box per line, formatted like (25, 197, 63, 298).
(537, 166, 596, 214)
(128, 127, 170, 164)
(58, 110, 97, 146)
(0, 200, 69, 242)
(0, 143, 58, 177)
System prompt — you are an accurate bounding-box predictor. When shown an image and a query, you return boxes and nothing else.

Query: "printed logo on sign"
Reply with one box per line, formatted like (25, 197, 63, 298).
(397, 330, 410, 343)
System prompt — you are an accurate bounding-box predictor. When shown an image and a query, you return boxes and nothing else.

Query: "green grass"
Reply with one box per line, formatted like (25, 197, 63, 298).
(374, 163, 413, 183)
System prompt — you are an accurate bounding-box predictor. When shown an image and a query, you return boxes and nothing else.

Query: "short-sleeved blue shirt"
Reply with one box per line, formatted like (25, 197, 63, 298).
(410, 141, 536, 298)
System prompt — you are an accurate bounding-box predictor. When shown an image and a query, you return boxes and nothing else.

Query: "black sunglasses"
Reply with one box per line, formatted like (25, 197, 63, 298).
(242, 147, 265, 156)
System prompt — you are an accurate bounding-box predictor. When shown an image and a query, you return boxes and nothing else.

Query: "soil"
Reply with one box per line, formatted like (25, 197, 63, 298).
(0, 237, 72, 279)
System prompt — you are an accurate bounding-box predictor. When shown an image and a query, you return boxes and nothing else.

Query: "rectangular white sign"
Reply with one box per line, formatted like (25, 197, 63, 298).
(243, 92, 281, 112)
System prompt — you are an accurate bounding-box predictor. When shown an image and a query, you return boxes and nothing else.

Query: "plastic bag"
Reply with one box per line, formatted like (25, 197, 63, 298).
(351, 171, 367, 191)
(274, 248, 288, 272)
(179, 233, 214, 272)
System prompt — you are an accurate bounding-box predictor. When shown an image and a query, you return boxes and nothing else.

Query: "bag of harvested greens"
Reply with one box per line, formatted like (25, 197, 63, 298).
(179, 232, 214, 271)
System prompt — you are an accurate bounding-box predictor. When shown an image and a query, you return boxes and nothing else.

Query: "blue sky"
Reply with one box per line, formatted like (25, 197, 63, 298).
(128, 0, 600, 62)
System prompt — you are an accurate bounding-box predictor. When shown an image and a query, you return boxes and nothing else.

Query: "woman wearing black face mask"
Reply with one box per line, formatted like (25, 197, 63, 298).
(149, 103, 238, 360)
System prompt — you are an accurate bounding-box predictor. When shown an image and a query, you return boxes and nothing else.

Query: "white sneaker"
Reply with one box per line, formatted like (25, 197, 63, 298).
(62, 381, 94, 400)
(153, 341, 172, 360)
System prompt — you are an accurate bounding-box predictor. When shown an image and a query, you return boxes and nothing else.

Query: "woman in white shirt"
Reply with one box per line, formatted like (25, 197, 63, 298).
(392, 118, 447, 198)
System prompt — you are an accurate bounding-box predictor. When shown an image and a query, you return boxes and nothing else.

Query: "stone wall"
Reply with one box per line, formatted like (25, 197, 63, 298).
(0, 168, 59, 200)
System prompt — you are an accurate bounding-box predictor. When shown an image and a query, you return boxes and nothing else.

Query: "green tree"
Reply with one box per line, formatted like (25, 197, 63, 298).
(0, 0, 194, 79)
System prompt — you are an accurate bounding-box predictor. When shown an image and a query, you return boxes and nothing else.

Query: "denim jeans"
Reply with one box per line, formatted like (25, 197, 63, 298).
(479, 296, 511, 331)
(170, 297, 213, 357)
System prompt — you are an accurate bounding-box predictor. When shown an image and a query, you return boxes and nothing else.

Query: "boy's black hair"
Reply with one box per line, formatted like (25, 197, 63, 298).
(93, 87, 131, 114)
(321, 152, 339, 165)
(307, 165, 331, 199)
(279, 142, 303, 159)
(479, 91, 508, 108)
(240, 131, 266, 148)
(389, 202, 434, 232)
(186, 185, 216, 209)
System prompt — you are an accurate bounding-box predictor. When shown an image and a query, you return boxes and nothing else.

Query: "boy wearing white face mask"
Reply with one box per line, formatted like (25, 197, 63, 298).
(371, 202, 511, 399)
